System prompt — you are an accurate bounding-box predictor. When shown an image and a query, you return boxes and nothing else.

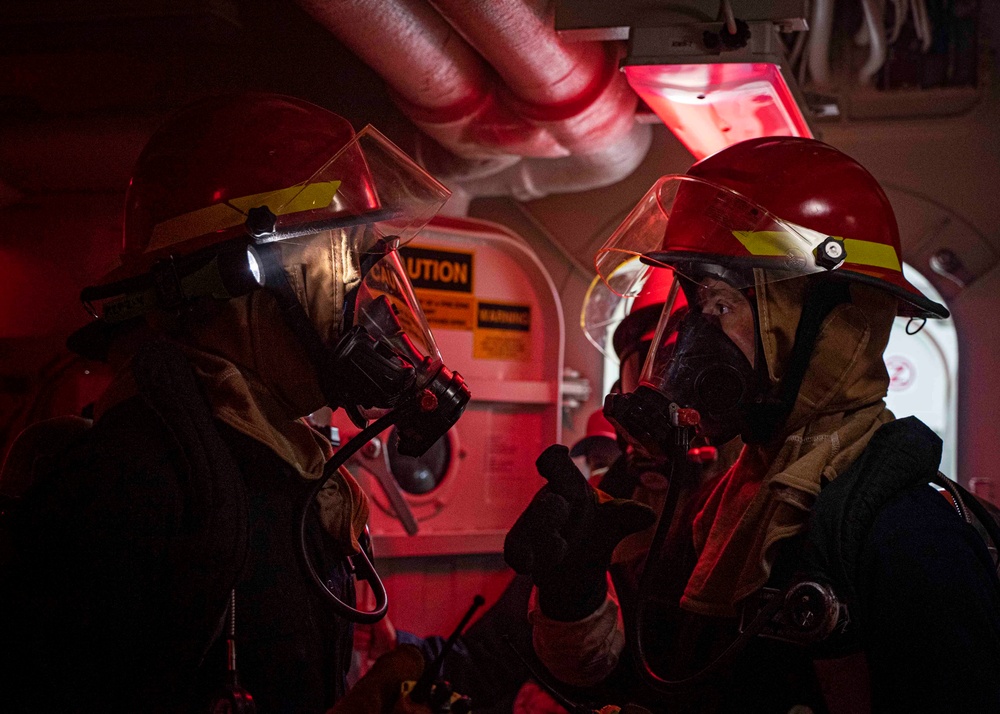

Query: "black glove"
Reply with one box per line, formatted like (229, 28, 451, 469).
(504, 445, 656, 621)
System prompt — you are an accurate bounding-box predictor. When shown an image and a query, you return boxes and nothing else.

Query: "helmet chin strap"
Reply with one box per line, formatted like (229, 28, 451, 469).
(742, 279, 851, 444)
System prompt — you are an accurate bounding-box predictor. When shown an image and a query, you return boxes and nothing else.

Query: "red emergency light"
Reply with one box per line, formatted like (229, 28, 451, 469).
(624, 62, 813, 160)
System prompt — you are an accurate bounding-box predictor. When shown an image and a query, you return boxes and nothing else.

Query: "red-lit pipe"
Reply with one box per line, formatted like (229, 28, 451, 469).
(296, 0, 557, 158)
(427, 0, 638, 154)
(295, 0, 638, 159)
(297, 0, 484, 119)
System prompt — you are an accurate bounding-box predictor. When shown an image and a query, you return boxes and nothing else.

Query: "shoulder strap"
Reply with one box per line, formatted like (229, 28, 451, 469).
(128, 340, 251, 662)
(1, 416, 93, 570)
(129, 340, 249, 535)
(747, 417, 943, 658)
(1, 416, 93, 501)
(932, 474, 1000, 575)
(802, 416, 942, 605)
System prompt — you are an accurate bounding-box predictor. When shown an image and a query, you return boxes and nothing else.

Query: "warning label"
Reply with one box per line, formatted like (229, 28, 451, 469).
(474, 300, 532, 361)
(400, 246, 473, 294)
(476, 302, 530, 332)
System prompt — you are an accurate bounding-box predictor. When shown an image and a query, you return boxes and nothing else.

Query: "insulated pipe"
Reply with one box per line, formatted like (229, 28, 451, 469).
(426, 0, 638, 154)
(296, 0, 638, 159)
(296, 0, 651, 199)
(452, 122, 654, 201)
(808, 0, 835, 88)
(427, 0, 609, 108)
(295, 0, 556, 158)
(296, 0, 484, 119)
(858, 0, 888, 85)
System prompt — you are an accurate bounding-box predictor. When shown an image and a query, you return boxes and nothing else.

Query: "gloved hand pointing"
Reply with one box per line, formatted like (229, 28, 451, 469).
(504, 444, 656, 621)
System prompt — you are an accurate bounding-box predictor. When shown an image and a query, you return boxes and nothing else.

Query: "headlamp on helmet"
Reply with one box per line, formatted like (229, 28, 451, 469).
(74, 94, 468, 457)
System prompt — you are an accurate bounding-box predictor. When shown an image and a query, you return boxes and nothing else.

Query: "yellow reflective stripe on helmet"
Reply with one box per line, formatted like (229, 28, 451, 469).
(731, 231, 901, 272)
(842, 238, 901, 272)
(228, 180, 342, 215)
(147, 180, 342, 253)
(148, 202, 244, 253)
(731, 230, 798, 257)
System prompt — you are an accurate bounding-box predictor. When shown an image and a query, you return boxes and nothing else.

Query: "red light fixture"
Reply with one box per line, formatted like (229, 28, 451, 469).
(625, 62, 813, 160)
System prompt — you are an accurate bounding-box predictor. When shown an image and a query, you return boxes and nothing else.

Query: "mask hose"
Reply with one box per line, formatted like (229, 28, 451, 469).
(629, 438, 789, 691)
(299, 409, 398, 624)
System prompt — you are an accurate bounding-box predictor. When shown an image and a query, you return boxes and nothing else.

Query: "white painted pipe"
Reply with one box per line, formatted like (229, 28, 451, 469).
(859, 0, 888, 84)
(808, 0, 835, 88)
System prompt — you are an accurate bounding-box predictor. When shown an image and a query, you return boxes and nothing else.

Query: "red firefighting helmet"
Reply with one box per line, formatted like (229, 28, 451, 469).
(117, 93, 449, 280)
(596, 137, 948, 320)
(569, 409, 619, 458)
(74, 93, 451, 369)
(611, 265, 687, 359)
(581, 260, 688, 361)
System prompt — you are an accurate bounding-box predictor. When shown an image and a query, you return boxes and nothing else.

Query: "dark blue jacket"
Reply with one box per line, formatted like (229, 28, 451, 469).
(1, 342, 354, 713)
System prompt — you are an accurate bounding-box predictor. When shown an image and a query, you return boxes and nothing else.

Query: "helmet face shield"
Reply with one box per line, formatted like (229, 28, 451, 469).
(353, 249, 440, 364)
(263, 226, 438, 364)
(267, 125, 451, 252)
(581, 257, 645, 362)
(595, 174, 853, 299)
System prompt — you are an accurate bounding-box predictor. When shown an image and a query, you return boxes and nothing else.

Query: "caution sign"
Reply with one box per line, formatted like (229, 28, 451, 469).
(474, 300, 532, 361)
(400, 246, 473, 293)
(401, 246, 475, 331)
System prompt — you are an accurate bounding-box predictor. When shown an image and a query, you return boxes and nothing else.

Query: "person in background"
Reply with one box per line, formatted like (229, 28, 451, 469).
(570, 408, 623, 483)
(507, 264, 741, 714)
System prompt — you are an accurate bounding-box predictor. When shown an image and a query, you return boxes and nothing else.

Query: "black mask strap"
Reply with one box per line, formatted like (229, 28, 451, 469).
(743, 279, 850, 444)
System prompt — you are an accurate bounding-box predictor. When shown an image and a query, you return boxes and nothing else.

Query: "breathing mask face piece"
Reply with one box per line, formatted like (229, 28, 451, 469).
(604, 270, 762, 456)
(641, 273, 760, 445)
(651, 309, 757, 444)
(328, 246, 469, 457)
(351, 248, 440, 373)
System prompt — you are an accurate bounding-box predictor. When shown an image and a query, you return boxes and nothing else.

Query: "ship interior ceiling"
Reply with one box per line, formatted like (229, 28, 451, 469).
(2, 0, 1000, 688)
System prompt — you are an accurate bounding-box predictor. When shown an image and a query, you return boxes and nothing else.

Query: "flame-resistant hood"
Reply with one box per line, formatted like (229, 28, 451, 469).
(679, 274, 898, 616)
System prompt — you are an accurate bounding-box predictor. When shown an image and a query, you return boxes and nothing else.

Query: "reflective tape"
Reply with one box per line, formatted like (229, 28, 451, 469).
(732, 230, 901, 272)
(147, 180, 342, 253)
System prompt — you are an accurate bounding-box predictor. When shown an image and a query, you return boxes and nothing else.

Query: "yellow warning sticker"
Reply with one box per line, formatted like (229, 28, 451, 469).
(473, 300, 532, 362)
(402, 245, 476, 332)
(400, 246, 474, 293)
(413, 290, 475, 331)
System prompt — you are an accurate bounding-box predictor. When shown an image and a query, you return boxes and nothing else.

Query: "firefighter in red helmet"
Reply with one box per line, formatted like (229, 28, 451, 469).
(570, 409, 622, 482)
(1, 93, 470, 713)
(506, 137, 1000, 712)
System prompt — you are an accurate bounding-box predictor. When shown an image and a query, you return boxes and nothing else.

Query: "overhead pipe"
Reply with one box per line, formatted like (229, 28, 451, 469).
(295, 0, 555, 158)
(295, 0, 639, 159)
(807, 0, 836, 88)
(425, 0, 638, 155)
(295, 0, 650, 201)
(858, 0, 888, 85)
